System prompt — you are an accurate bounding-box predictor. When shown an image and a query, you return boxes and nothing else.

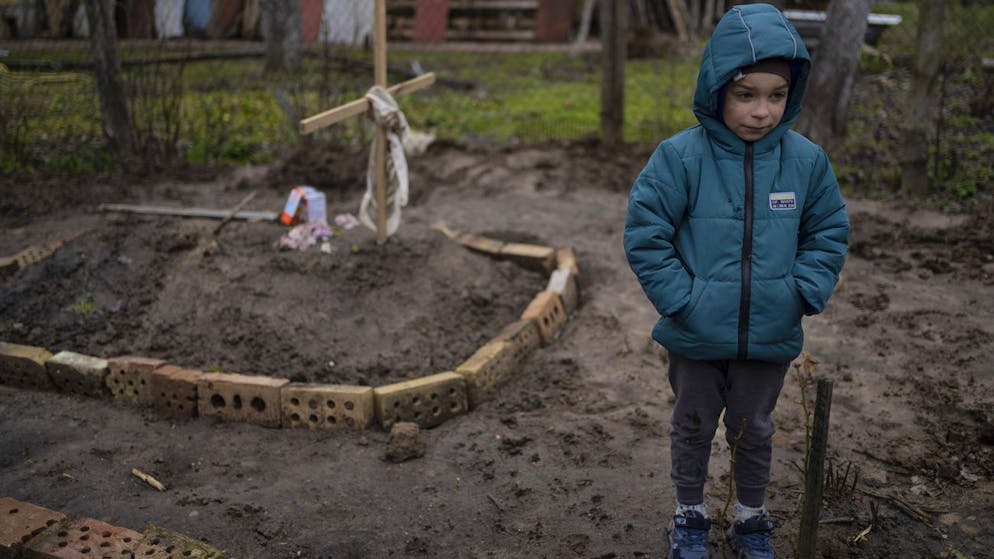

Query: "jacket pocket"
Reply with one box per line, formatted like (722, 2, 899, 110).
(674, 279, 738, 346)
(784, 276, 805, 318)
(749, 276, 804, 344)
(674, 277, 709, 322)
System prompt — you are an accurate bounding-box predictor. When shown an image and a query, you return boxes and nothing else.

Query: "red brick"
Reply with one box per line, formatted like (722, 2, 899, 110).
(45, 351, 109, 398)
(23, 517, 143, 559)
(520, 291, 567, 345)
(281, 383, 375, 430)
(149, 366, 204, 419)
(105, 356, 166, 405)
(197, 372, 288, 428)
(0, 497, 66, 555)
(0, 342, 54, 391)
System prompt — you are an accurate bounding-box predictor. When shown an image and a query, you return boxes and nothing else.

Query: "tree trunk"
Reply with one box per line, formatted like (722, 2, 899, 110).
(85, 0, 132, 157)
(666, 0, 690, 41)
(600, 0, 626, 145)
(18, 0, 43, 38)
(701, 0, 717, 36)
(900, 0, 945, 197)
(795, 0, 871, 152)
(261, 0, 302, 74)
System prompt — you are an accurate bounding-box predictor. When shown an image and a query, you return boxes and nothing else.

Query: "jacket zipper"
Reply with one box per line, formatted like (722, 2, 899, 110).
(737, 142, 754, 360)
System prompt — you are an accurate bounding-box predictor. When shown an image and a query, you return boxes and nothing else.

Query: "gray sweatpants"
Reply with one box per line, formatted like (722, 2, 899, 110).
(668, 352, 789, 508)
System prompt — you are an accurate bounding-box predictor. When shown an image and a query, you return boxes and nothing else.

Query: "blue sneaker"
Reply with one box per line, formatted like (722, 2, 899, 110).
(727, 514, 775, 558)
(667, 510, 711, 558)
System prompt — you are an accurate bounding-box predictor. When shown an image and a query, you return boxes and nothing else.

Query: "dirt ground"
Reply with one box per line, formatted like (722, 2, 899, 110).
(1, 140, 993, 558)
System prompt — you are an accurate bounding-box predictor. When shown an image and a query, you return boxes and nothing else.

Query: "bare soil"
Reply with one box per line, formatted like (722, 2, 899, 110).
(1, 140, 993, 558)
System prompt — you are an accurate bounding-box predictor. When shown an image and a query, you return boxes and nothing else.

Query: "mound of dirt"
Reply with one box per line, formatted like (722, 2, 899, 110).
(0, 216, 546, 386)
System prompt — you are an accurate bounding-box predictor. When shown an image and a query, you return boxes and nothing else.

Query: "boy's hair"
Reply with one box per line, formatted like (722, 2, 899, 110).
(731, 58, 792, 85)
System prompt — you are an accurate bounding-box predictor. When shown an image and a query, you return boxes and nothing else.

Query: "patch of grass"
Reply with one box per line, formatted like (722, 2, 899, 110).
(70, 294, 97, 317)
(2, 45, 702, 173)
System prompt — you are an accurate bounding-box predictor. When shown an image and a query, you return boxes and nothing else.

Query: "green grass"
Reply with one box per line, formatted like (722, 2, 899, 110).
(70, 294, 97, 317)
(2, 20, 990, 204)
(2, 46, 699, 171)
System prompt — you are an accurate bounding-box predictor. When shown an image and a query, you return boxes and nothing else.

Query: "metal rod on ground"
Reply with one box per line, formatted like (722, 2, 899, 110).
(797, 378, 834, 558)
(374, 0, 388, 244)
(214, 191, 257, 235)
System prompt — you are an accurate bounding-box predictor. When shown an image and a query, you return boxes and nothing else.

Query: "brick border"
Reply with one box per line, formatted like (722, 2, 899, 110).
(0, 496, 228, 558)
(0, 231, 580, 432)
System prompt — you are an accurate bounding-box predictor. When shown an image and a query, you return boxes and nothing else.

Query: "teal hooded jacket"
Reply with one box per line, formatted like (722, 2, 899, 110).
(624, 3, 849, 363)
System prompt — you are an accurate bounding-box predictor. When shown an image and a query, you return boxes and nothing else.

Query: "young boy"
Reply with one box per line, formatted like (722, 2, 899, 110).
(623, 4, 849, 558)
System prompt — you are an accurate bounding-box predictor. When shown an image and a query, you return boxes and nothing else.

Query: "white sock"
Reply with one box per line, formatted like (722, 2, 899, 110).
(734, 501, 767, 522)
(675, 502, 709, 518)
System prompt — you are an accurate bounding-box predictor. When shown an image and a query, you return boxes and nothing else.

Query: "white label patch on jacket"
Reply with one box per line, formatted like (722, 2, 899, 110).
(769, 192, 796, 211)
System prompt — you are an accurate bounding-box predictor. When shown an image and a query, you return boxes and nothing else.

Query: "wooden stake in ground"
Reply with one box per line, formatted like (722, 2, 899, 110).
(374, 0, 388, 244)
(297, 0, 435, 244)
(797, 378, 834, 558)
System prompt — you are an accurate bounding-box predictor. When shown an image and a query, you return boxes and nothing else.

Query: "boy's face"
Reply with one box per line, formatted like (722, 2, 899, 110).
(722, 72, 789, 142)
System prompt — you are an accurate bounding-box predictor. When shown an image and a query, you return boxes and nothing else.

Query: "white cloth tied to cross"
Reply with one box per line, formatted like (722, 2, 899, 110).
(359, 85, 410, 238)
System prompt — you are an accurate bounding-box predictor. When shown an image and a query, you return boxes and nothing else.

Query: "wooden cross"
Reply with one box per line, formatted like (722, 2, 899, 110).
(298, 0, 435, 243)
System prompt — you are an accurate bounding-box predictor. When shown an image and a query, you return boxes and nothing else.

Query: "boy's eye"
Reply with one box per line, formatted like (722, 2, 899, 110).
(735, 92, 752, 100)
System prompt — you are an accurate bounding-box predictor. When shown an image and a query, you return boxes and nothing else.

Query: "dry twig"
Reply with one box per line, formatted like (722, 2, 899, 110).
(131, 468, 167, 491)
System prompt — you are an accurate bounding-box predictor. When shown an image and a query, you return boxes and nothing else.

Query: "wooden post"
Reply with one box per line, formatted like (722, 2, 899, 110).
(600, 0, 626, 145)
(797, 378, 834, 558)
(374, 0, 389, 244)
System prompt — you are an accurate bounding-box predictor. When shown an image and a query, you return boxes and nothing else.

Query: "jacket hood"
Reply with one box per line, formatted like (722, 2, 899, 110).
(693, 3, 811, 153)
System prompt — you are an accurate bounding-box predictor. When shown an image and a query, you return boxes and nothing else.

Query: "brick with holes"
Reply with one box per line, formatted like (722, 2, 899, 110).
(0, 497, 66, 556)
(0, 342, 54, 391)
(23, 517, 144, 559)
(457, 339, 525, 409)
(131, 525, 224, 559)
(520, 290, 567, 345)
(149, 366, 204, 420)
(374, 372, 467, 430)
(281, 383, 375, 429)
(105, 356, 166, 405)
(45, 351, 110, 398)
(497, 319, 542, 356)
(197, 372, 288, 427)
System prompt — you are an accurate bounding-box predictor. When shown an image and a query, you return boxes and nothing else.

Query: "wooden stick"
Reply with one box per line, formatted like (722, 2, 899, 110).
(797, 378, 833, 559)
(298, 73, 435, 135)
(858, 488, 932, 524)
(131, 468, 166, 491)
(374, 0, 388, 244)
(214, 191, 257, 235)
(99, 203, 278, 222)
